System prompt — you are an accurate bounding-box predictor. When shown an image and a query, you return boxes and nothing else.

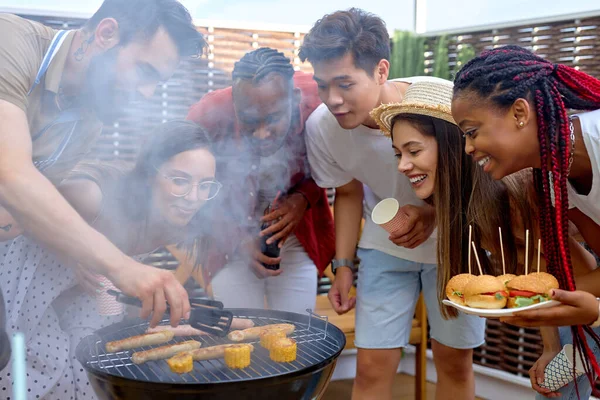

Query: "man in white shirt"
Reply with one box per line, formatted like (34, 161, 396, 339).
(300, 8, 485, 400)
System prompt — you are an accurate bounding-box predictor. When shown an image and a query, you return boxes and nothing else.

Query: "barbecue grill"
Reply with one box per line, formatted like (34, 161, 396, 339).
(76, 308, 346, 399)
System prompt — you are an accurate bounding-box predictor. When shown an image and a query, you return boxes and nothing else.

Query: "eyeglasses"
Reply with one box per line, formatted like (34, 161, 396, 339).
(160, 174, 222, 200)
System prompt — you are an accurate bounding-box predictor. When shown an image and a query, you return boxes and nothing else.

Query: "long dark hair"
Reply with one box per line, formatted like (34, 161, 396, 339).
(69, 120, 215, 258)
(391, 114, 533, 318)
(453, 44, 600, 380)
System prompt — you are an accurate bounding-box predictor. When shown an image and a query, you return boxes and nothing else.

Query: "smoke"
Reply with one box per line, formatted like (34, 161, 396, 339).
(80, 46, 139, 124)
(195, 110, 311, 268)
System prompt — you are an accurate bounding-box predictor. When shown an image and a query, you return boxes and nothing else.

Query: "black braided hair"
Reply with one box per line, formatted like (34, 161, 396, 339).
(453, 45, 600, 388)
(232, 47, 294, 85)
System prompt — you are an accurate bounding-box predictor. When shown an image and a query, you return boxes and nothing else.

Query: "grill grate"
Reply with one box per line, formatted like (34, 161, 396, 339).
(81, 310, 343, 384)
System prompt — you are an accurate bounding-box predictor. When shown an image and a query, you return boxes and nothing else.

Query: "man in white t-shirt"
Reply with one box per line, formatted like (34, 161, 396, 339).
(300, 8, 486, 400)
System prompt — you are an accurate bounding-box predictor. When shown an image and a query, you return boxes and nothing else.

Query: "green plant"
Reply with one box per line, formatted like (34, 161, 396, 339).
(456, 43, 476, 69)
(432, 35, 450, 80)
(390, 30, 425, 79)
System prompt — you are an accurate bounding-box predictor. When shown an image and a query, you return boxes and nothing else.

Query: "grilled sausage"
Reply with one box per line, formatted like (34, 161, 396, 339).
(132, 340, 201, 364)
(105, 331, 174, 353)
(227, 323, 295, 342)
(182, 344, 255, 361)
(146, 318, 255, 336)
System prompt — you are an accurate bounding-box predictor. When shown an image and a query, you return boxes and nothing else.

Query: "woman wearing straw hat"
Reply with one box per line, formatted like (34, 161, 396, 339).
(301, 9, 485, 399)
(371, 79, 599, 399)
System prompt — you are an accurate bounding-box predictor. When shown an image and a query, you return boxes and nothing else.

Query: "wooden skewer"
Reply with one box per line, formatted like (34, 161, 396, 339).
(537, 239, 541, 274)
(525, 229, 529, 276)
(499, 227, 506, 276)
(471, 241, 484, 276)
(468, 225, 472, 275)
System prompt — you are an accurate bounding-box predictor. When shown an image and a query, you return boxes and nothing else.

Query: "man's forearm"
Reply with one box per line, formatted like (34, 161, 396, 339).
(0, 166, 125, 275)
(333, 183, 364, 260)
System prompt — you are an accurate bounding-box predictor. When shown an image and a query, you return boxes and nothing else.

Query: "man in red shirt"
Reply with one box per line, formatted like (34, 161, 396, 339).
(186, 47, 334, 312)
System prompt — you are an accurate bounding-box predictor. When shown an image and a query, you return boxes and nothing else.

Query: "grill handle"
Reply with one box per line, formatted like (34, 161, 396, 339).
(306, 309, 329, 340)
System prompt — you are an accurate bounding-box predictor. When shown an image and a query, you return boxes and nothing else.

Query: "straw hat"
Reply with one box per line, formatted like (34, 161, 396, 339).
(371, 79, 456, 136)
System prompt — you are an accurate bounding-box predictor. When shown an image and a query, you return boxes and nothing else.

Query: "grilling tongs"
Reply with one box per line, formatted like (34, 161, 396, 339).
(108, 290, 234, 337)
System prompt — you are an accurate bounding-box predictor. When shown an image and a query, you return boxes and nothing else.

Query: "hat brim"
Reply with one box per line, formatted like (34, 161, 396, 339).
(371, 102, 457, 137)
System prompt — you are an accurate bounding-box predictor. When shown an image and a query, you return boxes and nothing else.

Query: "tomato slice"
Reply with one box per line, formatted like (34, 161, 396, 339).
(482, 291, 508, 297)
(509, 290, 537, 297)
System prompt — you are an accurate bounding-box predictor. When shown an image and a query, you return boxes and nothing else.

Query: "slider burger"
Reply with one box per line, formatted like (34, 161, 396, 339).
(445, 274, 474, 305)
(528, 272, 559, 291)
(463, 275, 508, 309)
(506, 274, 550, 308)
(497, 273, 516, 286)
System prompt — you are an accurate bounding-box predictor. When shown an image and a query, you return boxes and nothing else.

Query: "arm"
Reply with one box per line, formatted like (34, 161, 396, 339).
(569, 207, 600, 259)
(327, 179, 363, 314)
(333, 180, 364, 261)
(528, 327, 562, 396)
(0, 101, 189, 327)
(0, 101, 122, 272)
(58, 178, 104, 225)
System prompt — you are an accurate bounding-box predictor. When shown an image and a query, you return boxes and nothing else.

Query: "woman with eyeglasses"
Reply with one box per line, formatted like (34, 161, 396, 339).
(0, 120, 221, 400)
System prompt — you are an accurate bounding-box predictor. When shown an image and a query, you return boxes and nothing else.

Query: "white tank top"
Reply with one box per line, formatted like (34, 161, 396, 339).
(568, 108, 600, 225)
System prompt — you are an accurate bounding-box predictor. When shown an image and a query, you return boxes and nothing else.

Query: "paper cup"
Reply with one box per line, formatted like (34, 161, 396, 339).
(371, 198, 410, 234)
(539, 344, 586, 392)
(96, 276, 124, 316)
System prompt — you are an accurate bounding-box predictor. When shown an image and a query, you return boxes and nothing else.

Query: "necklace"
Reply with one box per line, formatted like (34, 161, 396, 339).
(568, 118, 576, 175)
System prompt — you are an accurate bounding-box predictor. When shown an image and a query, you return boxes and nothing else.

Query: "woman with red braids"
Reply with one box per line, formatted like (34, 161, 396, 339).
(451, 44, 600, 398)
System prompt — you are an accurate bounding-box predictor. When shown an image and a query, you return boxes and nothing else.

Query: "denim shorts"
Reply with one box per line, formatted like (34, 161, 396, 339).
(354, 248, 486, 349)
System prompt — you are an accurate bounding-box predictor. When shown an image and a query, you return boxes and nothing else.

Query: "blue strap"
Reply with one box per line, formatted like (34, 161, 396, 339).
(32, 109, 83, 172)
(27, 30, 68, 96)
(28, 29, 84, 173)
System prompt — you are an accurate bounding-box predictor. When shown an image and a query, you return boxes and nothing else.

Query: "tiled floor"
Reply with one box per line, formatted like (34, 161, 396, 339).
(322, 374, 487, 400)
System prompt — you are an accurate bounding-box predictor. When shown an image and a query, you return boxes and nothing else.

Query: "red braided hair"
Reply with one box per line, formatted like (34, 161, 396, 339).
(454, 45, 600, 387)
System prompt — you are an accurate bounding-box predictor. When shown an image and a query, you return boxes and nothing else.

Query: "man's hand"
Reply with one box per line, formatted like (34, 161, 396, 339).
(529, 349, 562, 398)
(241, 237, 282, 279)
(108, 257, 191, 328)
(328, 267, 356, 315)
(501, 289, 599, 327)
(260, 193, 308, 246)
(388, 204, 435, 249)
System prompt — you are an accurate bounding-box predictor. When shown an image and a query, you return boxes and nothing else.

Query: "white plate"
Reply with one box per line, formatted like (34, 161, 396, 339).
(442, 299, 561, 317)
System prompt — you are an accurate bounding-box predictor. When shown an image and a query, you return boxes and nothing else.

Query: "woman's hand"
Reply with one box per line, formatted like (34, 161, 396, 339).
(529, 349, 562, 398)
(73, 263, 105, 296)
(501, 289, 599, 327)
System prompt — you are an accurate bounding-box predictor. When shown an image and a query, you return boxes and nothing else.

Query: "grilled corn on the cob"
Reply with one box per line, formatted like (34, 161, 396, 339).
(224, 344, 252, 369)
(166, 352, 193, 374)
(260, 329, 286, 350)
(269, 338, 297, 363)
